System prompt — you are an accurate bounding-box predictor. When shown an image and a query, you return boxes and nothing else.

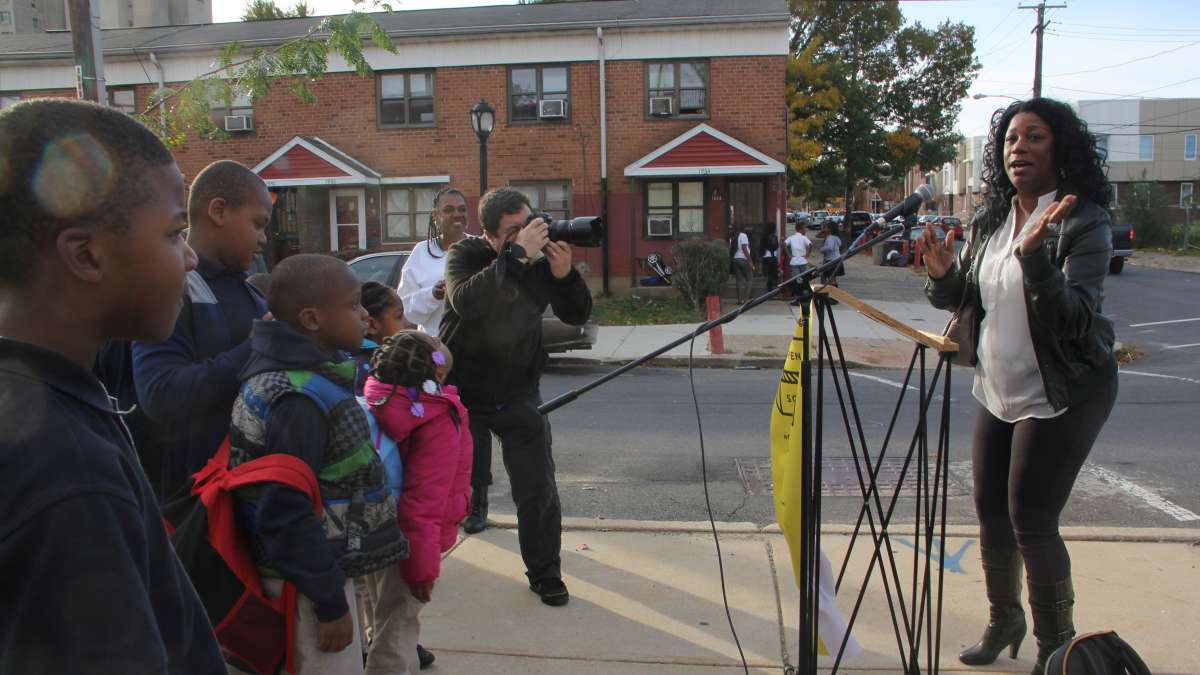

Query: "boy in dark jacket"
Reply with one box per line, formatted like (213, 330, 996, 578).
(133, 160, 272, 498)
(229, 254, 408, 673)
(0, 99, 224, 673)
(441, 187, 592, 606)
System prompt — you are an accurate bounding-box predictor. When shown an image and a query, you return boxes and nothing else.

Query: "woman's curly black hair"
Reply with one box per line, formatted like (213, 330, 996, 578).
(369, 330, 438, 388)
(980, 97, 1109, 234)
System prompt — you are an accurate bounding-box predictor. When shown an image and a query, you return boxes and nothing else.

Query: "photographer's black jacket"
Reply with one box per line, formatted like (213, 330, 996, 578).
(441, 237, 592, 407)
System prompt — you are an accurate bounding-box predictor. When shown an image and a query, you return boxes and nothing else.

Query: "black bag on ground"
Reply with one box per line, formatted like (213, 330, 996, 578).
(1044, 631, 1151, 675)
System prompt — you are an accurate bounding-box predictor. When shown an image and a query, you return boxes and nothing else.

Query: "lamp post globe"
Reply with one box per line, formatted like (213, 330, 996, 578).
(470, 99, 495, 194)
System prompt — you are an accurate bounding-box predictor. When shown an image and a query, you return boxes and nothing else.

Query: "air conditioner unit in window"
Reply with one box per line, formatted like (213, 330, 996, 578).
(224, 115, 254, 132)
(538, 98, 566, 119)
(647, 215, 673, 237)
(649, 96, 674, 117)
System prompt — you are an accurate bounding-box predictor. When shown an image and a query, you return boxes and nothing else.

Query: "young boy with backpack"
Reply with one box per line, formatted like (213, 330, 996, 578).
(0, 99, 224, 672)
(229, 254, 408, 673)
(133, 160, 272, 499)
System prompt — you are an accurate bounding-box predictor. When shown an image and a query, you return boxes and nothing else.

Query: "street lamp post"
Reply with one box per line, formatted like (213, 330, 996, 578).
(972, 93, 1022, 102)
(470, 99, 496, 196)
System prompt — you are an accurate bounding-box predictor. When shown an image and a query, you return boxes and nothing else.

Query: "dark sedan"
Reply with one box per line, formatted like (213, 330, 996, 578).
(347, 250, 598, 353)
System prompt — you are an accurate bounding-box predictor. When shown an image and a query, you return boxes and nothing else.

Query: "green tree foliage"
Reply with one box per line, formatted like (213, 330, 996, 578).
(671, 239, 731, 310)
(1120, 172, 1172, 246)
(241, 0, 312, 21)
(141, 2, 394, 147)
(787, 0, 979, 206)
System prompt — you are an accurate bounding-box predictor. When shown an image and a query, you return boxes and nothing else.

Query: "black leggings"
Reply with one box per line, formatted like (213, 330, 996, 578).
(971, 377, 1117, 584)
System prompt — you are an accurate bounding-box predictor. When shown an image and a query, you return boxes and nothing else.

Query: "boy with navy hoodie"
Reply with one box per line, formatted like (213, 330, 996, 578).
(230, 254, 408, 673)
(0, 99, 224, 672)
(133, 160, 272, 498)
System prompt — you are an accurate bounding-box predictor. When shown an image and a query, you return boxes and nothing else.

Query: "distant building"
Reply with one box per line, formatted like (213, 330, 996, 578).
(0, 0, 212, 35)
(0, 0, 789, 291)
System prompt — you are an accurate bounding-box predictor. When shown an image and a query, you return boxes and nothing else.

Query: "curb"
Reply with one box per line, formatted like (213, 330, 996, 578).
(550, 355, 875, 370)
(479, 515, 1200, 544)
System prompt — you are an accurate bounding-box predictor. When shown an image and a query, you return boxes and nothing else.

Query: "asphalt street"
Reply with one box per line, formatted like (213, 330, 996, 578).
(479, 260, 1200, 532)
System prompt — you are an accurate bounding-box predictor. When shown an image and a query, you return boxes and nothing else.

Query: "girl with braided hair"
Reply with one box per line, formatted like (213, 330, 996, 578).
(398, 188, 469, 334)
(362, 330, 472, 673)
(351, 281, 413, 396)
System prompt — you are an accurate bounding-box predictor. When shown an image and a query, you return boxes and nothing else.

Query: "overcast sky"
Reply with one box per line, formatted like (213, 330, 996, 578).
(209, 0, 1200, 138)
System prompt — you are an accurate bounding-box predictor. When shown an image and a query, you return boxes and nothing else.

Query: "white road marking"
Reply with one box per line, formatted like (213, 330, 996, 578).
(1081, 464, 1200, 522)
(1163, 342, 1200, 350)
(1121, 370, 1200, 386)
(849, 372, 919, 391)
(1128, 317, 1200, 328)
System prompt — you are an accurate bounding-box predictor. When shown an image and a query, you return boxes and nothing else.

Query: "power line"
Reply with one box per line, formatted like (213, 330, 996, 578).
(1056, 21, 1200, 33)
(1047, 30, 1200, 44)
(1047, 38, 1200, 77)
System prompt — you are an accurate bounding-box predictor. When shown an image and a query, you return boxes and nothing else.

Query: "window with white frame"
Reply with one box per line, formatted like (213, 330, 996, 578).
(1185, 134, 1196, 161)
(647, 61, 708, 118)
(108, 88, 135, 114)
(509, 66, 569, 122)
(378, 71, 435, 128)
(1138, 135, 1154, 161)
(1182, 183, 1194, 208)
(1109, 183, 1119, 207)
(512, 182, 571, 221)
(209, 91, 254, 132)
(1096, 135, 1109, 160)
(646, 180, 705, 238)
(384, 185, 440, 243)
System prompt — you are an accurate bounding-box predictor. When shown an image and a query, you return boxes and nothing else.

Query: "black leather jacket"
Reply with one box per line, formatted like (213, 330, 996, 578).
(925, 192, 1117, 411)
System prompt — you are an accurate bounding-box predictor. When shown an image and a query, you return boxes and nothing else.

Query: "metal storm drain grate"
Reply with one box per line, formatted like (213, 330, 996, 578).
(735, 456, 970, 498)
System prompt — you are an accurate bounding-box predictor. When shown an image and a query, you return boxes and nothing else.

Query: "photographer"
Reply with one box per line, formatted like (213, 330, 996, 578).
(440, 187, 592, 607)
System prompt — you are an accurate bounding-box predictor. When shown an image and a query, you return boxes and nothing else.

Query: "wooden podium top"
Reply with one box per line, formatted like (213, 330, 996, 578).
(811, 283, 959, 354)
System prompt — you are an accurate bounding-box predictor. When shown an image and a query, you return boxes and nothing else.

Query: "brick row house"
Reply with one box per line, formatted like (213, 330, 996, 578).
(0, 0, 790, 291)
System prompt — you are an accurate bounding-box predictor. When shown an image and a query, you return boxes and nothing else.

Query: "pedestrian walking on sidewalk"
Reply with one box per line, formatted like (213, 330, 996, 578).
(922, 97, 1118, 675)
(731, 224, 756, 304)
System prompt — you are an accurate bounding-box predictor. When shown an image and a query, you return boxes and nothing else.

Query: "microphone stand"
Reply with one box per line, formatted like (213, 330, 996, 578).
(538, 223, 905, 415)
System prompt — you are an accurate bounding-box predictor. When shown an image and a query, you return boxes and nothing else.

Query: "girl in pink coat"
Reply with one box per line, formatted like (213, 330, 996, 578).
(363, 330, 472, 673)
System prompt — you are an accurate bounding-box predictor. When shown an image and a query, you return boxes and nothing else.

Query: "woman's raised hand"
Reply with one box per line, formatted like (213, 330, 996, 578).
(922, 224, 957, 280)
(1020, 195, 1076, 257)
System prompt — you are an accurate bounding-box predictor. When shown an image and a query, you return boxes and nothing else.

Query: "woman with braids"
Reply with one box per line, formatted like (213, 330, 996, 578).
(351, 281, 413, 396)
(363, 331, 472, 674)
(398, 188, 470, 334)
(922, 98, 1117, 675)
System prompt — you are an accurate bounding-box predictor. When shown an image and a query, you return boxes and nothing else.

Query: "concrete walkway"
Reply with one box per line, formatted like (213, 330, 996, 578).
(418, 519, 1199, 674)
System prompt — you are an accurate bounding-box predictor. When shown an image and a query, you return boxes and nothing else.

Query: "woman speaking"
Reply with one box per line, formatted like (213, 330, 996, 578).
(922, 98, 1118, 675)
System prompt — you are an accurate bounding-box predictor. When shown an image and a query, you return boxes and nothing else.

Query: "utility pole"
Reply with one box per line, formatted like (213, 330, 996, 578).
(68, 0, 106, 103)
(1020, 2, 1066, 98)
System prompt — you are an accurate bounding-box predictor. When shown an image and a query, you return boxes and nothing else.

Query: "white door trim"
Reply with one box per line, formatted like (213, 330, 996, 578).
(329, 188, 367, 252)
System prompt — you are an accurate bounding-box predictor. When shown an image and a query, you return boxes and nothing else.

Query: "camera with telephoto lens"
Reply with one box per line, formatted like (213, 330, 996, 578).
(525, 212, 605, 248)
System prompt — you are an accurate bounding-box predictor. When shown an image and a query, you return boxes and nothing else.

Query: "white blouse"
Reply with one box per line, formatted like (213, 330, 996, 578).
(971, 191, 1067, 422)
(397, 238, 451, 334)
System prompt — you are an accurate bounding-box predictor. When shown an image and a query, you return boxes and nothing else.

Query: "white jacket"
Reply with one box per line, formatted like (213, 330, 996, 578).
(398, 239, 451, 334)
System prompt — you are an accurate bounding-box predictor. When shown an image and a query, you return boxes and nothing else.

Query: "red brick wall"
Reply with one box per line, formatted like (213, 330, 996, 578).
(19, 54, 785, 281)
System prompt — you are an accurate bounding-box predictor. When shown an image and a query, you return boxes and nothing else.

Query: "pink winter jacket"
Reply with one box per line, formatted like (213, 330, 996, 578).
(365, 377, 473, 586)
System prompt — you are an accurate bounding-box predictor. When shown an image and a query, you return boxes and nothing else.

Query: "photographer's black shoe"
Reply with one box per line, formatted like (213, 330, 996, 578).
(417, 644, 435, 669)
(529, 578, 570, 606)
(462, 486, 488, 534)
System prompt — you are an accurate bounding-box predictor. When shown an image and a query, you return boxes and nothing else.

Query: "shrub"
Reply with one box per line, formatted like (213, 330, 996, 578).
(670, 238, 729, 310)
(1119, 176, 1172, 247)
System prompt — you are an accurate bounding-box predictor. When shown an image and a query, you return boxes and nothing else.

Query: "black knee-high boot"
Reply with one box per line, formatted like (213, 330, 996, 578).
(463, 485, 488, 534)
(959, 548, 1027, 665)
(1027, 577, 1074, 675)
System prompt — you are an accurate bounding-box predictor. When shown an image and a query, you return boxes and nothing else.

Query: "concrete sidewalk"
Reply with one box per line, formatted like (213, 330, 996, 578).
(418, 520, 1200, 674)
(555, 298, 951, 370)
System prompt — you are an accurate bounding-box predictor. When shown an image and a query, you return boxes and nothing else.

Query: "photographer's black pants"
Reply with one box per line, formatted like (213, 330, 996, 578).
(468, 391, 562, 582)
(971, 377, 1116, 583)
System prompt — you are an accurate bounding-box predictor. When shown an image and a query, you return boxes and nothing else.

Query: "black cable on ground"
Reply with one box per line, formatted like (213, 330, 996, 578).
(688, 335, 750, 675)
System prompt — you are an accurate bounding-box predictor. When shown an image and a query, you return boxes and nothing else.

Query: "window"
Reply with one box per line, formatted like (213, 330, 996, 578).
(512, 182, 571, 221)
(378, 72, 435, 128)
(1138, 135, 1154, 161)
(1186, 134, 1197, 161)
(0, 93, 19, 110)
(210, 91, 254, 132)
(646, 180, 705, 238)
(108, 88, 135, 114)
(646, 61, 708, 118)
(0, 11, 12, 24)
(1109, 182, 1119, 207)
(509, 65, 569, 122)
(1182, 183, 1194, 208)
(1096, 135, 1109, 160)
(383, 185, 439, 243)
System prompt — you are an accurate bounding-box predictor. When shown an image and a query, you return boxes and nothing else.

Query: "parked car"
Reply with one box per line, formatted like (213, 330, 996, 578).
(877, 225, 946, 266)
(939, 216, 964, 240)
(347, 249, 598, 352)
(1109, 222, 1134, 274)
(811, 210, 829, 227)
(847, 211, 873, 239)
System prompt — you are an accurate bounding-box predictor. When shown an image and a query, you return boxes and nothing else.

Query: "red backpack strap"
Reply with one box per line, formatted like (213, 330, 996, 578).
(223, 453, 323, 517)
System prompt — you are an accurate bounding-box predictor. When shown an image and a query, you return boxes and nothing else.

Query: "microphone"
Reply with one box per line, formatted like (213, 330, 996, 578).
(875, 184, 934, 224)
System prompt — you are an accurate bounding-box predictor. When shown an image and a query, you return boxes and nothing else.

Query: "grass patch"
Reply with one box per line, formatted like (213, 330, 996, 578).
(591, 294, 705, 326)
